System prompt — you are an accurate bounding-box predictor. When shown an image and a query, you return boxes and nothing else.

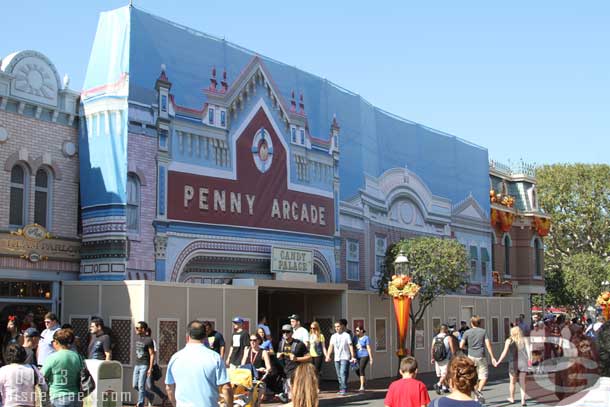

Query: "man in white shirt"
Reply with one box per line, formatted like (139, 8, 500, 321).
(37, 312, 60, 366)
(289, 314, 309, 348)
(326, 320, 356, 395)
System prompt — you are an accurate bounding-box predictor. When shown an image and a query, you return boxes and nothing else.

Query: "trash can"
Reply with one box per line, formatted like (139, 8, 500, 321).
(83, 359, 123, 407)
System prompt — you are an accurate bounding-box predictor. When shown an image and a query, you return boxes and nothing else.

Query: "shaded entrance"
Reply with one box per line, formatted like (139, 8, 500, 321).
(254, 280, 347, 380)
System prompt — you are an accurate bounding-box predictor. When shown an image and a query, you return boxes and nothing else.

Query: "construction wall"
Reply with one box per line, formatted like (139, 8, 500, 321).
(62, 281, 524, 395)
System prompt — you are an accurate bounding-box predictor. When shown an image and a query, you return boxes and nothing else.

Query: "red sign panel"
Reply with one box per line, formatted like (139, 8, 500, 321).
(168, 108, 335, 236)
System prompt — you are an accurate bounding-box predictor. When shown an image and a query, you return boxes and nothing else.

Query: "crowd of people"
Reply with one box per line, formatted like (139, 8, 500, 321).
(1, 310, 608, 407)
(424, 313, 609, 407)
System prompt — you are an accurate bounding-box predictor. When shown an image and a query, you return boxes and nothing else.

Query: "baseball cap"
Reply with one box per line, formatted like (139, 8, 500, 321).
(24, 328, 40, 337)
(232, 317, 244, 324)
(282, 324, 293, 333)
(288, 314, 300, 321)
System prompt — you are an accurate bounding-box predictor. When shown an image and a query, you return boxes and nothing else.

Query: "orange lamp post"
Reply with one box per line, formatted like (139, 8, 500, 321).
(389, 251, 420, 361)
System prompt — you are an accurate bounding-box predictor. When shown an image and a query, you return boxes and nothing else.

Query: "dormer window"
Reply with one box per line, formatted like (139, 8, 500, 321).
(300, 128, 305, 145)
(161, 95, 167, 112)
(220, 110, 226, 127)
(209, 108, 215, 125)
(291, 126, 297, 143)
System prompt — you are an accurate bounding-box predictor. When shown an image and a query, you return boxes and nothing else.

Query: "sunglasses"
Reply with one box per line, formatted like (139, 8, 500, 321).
(282, 331, 292, 334)
(250, 338, 258, 342)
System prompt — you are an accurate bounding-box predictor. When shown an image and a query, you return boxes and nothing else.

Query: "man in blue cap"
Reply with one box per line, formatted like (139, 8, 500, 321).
(226, 317, 249, 368)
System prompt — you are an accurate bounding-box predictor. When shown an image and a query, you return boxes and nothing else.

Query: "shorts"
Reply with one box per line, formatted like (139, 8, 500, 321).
(468, 355, 489, 380)
(435, 359, 449, 377)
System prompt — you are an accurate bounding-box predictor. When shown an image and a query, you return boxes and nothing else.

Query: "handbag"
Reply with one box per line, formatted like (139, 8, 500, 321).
(31, 365, 50, 407)
(152, 363, 162, 381)
(80, 358, 96, 397)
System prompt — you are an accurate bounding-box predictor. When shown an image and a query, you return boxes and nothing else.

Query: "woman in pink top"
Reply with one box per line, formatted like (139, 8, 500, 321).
(0, 343, 47, 407)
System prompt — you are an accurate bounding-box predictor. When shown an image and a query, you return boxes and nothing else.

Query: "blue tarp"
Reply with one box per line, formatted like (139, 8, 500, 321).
(88, 5, 490, 212)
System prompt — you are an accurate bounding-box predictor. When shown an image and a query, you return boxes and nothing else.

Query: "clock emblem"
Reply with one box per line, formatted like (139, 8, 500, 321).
(251, 128, 274, 173)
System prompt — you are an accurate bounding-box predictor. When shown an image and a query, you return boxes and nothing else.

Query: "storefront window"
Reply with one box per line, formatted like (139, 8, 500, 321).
(0, 281, 52, 298)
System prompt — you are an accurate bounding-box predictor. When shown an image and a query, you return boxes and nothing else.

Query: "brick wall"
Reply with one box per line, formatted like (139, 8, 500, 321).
(492, 226, 545, 287)
(126, 132, 157, 273)
(0, 110, 79, 238)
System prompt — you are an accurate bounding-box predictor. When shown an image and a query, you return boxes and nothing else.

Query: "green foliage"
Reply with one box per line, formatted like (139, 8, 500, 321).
(534, 164, 610, 310)
(380, 237, 469, 349)
(562, 253, 610, 314)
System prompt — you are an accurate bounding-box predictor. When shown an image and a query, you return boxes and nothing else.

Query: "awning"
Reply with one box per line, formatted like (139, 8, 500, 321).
(481, 248, 490, 262)
(469, 246, 478, 260)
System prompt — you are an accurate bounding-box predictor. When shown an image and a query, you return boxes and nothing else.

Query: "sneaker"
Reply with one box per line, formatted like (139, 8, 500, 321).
(339, 390, 347, 395)
(474, 390, 485, 405)
(277, 393, 289, 403)
(443, 387, 450, 393)
(434, 383, 442, 395)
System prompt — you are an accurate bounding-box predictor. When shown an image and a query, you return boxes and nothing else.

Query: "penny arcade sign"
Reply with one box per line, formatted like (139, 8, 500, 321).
(168, 108, 335, 237)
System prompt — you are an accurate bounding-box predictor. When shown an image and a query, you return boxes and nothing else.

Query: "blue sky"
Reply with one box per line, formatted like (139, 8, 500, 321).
(2, 1, 608, 166)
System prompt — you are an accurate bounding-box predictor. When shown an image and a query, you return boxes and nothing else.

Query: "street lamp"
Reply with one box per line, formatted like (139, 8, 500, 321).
(389, 249, 420, 362)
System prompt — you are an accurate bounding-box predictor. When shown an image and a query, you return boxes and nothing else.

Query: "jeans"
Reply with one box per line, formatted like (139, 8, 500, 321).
(133, 364, 154, 406)
(334, 359, 349, 391)
(147, 375, 168, 401)
(51, 395, 82, 407)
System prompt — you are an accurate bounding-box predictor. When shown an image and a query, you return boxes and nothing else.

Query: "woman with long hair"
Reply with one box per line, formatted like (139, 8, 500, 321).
(433, 355, 483, 407)
(494, 326, 531, 406)
(354, 325, 373, 392)
(308, 321, 327, 378)
(287, 362, 319, 407)
(1, 317, 23, 364)
(241, 334, 272, 379)
(256, 326, 274, 355)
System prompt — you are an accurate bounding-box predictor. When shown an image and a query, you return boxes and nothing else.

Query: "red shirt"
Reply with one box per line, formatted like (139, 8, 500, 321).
(384, 377, 431, 407)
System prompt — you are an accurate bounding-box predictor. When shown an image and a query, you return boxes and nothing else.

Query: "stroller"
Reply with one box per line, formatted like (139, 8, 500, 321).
(219, 367, 266, 407)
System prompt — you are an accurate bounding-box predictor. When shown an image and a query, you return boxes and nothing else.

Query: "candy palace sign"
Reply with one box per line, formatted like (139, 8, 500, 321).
(271, 247, 313, 274)
(0, 224, 80, 262)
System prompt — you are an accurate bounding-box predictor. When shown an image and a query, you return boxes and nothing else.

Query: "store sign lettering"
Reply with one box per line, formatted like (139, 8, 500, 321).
(183, 186, 326, 227)
(271, 247, 313, 274)
(0, 224, 80, 262)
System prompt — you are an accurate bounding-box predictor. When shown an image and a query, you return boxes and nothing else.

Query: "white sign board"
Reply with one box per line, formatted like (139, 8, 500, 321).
(271, 247, 313, 274)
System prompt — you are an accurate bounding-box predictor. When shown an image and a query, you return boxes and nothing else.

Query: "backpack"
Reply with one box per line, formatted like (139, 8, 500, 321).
(432, 336, 448, 361)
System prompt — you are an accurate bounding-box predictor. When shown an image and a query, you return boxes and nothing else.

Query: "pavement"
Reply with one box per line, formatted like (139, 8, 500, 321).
(260, 363, 576, 407)
(128, 363, 597, 406)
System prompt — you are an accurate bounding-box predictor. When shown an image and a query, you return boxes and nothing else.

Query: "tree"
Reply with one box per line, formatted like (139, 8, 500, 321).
(379, 237, 469, 353)
(534, 164, 610, 311)
(562, 253, 610, 316)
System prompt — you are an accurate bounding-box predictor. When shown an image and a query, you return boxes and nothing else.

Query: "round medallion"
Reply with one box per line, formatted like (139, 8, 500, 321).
(62, 141, 77, 157)
(251, 128, 274, 173)
(0, 127, 8, 143)
(400, 201, 414, 224)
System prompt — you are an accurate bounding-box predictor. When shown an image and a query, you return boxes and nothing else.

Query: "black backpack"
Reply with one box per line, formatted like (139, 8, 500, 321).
(432, 336, 448, 361)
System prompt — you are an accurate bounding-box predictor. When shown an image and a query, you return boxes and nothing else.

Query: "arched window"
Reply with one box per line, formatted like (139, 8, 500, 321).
(534, 238, 542, 277)
(126, 174, 140, 233)
(9, 165, 27, 227)
(34, 168, 51, 227)
(504, 235, 511, 276)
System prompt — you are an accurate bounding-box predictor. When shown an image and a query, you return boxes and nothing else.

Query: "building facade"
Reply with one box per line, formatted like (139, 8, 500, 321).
(488, 160, 549, 309)
(0, 50, 80, 321)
